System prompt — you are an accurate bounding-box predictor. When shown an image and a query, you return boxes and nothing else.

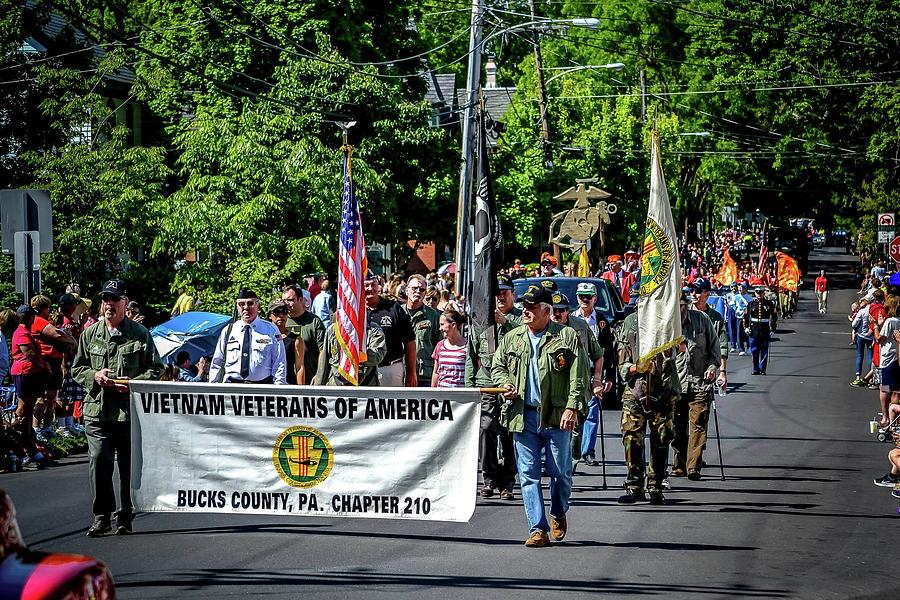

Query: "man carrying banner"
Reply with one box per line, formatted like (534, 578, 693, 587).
(492, 284, 587, 547)
(465, 274, 521, 500)
(616, 293, 680, 504)
(619, 130, 684, 505)
(72, 279, 162, 536)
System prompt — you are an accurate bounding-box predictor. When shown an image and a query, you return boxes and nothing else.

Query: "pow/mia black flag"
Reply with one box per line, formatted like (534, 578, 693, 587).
(468, 103, 504, 333)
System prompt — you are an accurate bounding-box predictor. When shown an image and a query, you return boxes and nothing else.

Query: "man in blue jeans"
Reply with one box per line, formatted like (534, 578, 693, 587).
(492, 285, 587, 548)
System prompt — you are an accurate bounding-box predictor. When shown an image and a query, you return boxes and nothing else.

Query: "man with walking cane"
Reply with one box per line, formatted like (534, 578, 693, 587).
(673, 290, 722, 482)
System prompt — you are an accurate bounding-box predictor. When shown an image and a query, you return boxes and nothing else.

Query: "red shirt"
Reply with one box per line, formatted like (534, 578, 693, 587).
(11, 325, 49, 375)
(815, 276, 827, 292)
(31, 316, 64, 360)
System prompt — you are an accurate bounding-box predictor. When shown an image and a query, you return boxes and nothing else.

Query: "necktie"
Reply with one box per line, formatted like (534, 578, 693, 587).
(240, 325, 251, 380)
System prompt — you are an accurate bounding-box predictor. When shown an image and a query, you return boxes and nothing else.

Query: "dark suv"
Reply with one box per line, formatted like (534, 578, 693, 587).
(512, 276, 627, 324)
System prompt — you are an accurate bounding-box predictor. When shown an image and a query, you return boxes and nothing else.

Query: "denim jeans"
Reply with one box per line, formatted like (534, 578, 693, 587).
(580, 396, 600, 457)
(727, 313, 746, 351)
(513, 409, 572, 534)
(855, 337, 873, 376)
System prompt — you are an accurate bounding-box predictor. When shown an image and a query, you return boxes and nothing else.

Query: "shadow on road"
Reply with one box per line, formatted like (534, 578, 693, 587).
(113, 569, 789, 597)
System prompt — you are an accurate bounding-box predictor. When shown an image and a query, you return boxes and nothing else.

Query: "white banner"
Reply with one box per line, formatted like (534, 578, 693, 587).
(129, 381, 480, 522)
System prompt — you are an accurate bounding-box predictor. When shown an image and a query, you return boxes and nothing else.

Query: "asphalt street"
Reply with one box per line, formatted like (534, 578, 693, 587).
(3, 248, 898, 599)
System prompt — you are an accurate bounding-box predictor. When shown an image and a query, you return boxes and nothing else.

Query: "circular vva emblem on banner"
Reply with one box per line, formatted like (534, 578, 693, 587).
(272, 426, 334, 488)
(640, 217, 675, 296)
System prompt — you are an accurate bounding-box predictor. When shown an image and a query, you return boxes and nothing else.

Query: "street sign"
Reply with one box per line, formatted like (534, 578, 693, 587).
(878, 213, 896, 227)
(0, 189, 53, 254)
(15, 269, 40, 295)
(13, 231, 40, 270)
(890, 235, 900, 264)
(879, 230, 894, 243)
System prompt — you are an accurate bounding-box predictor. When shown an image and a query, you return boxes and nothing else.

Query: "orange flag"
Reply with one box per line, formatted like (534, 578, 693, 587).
(715, 247, 738, 286)
(775, 251, 801, 292)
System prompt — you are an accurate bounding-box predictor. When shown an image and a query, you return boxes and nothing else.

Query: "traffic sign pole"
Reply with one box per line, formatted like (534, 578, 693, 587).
(889, 235, 900, 265)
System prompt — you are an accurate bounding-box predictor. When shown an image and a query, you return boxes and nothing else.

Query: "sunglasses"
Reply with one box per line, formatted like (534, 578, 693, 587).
(552, 307, 569, 314)
(271, 309, 288, 316)
(101, 294, 121, 303)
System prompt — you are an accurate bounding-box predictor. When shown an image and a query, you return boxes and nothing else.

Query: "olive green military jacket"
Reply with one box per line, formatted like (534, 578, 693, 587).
(699, 305, 729, 360)
(675, 309, 721, 393)
(72, 318, 163, 422)
(314, 321, 387, 386)
(464, 307, 522, 388)
(616, 312, 680, 403)
(491, 321, 587, 432)
(403, 303, 441, 381)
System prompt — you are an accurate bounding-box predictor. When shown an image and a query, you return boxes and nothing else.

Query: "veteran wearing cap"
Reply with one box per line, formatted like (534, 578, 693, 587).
(72, 279, 163, 537)
(466, 274, 522, 500)
(491, 284, 587, 547)
(673, 285, 722, 481)
(209, 289, 287, 385)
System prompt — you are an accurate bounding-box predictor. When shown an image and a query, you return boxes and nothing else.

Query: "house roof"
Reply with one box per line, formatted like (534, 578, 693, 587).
(456, 86, 517, 123)
(424, 72, 457, 108)
(22, 3, 135, 85)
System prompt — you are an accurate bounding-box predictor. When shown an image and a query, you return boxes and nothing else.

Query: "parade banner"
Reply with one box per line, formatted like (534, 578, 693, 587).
(637, 131, 684, 369)
(129, 381, 480, 522)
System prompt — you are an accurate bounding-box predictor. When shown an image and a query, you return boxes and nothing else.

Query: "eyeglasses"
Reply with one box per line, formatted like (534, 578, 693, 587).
(407, 286, 425, 292)
(237, 300, 257, 309)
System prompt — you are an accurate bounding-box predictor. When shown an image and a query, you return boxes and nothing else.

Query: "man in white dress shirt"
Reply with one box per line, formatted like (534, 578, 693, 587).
(209, 289, 287, 384)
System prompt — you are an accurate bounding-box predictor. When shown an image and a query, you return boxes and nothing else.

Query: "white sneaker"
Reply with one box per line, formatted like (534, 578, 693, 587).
(739, 351, 745, 356)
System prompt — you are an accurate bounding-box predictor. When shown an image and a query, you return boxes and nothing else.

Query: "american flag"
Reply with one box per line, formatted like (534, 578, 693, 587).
(336, 147, 368, 385)
(757, 224, 768, 279)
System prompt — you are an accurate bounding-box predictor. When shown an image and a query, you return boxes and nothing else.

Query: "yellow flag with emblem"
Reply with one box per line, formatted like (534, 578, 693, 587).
(577, 245, 590, 277)
(636, 132, 684, 370)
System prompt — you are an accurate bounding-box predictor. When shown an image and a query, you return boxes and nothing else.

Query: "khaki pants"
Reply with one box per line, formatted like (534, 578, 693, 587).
(378, 361, 405, 387)
(672, 387, 713, 474)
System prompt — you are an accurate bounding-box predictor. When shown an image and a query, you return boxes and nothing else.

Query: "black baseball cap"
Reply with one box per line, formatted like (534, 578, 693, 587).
(539, 279, 558, 292)
(100, 279, 126, 300)
(551, 292, 570, 309)
(517, 284, 554, 305)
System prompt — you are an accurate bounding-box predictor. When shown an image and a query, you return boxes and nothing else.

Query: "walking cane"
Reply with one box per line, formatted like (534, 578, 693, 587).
(711, 398, 726, 481)
(597, 395, 608, 489)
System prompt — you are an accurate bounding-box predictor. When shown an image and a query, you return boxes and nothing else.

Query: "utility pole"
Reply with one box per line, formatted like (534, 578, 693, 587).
(640, 69, 647, 123)
(529, 0, 561, 265)
(530, 0, 552, 168)
(454, 0, 485, 302)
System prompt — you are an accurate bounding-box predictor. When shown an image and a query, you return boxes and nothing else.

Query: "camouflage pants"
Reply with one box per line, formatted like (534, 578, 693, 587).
(672, 387, 712, 474)
(620, 392, 674, 493)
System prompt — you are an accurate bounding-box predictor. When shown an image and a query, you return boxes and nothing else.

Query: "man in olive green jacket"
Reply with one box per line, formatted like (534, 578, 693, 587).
(72, 279, 162, 538)
(491, 284, 587, 548)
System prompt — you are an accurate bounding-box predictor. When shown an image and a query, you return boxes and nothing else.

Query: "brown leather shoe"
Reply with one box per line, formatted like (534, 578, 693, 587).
(480, 485, 494, 498)
(671, 468, 686, 477)
(499, 489, 514, 500)
(524, 530, 550, 547)
(550, 516, 568, 541)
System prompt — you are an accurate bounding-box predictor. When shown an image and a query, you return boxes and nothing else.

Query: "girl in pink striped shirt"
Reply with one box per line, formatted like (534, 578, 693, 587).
(431, 308, 468, 388)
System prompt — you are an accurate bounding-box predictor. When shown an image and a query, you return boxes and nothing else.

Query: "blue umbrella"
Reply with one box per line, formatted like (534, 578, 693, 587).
(150, 312, 232, 364)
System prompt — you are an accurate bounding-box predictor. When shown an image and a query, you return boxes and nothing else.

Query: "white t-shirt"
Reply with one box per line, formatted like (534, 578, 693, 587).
(879, 317, 900, 368)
